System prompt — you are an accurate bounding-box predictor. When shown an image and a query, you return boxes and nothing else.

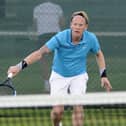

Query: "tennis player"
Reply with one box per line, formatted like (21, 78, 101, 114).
(8, 11, 112, 126)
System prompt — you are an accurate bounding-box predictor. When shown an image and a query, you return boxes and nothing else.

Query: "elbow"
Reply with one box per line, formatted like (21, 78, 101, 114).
(37, 46, 50, 60)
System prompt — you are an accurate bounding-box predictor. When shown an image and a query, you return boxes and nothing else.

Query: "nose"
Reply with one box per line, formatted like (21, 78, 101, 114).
(74, 25, 81, 31)
(75, 24, 80, 29)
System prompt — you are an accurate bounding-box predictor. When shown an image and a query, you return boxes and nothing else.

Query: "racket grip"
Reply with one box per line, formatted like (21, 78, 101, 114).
(8, 73, 13, 78)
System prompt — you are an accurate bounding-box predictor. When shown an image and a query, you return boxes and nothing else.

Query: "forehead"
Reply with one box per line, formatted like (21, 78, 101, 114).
(71, 15, 86, 23)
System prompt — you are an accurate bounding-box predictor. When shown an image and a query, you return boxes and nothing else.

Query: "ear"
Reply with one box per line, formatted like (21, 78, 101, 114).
(70, 22, 72, 29)
(85, 24, 88, 30)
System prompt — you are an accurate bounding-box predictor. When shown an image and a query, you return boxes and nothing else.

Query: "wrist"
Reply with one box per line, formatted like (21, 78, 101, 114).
(16, 60, 28, 70)
(100, 68, 107, 78)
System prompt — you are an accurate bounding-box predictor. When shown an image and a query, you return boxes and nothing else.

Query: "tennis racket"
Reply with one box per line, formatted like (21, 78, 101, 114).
(0, 73, 16, 96)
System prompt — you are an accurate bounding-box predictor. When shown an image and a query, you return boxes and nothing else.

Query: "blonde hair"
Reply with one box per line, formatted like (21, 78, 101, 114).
(71, 11, 89, 24)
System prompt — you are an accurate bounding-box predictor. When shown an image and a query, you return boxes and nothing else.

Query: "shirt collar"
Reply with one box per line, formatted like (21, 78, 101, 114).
(68, 29, 87, 45)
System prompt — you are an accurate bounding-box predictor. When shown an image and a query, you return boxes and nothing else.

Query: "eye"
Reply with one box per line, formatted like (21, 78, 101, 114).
(73, 23, 77, 26)
(79, 24, 83, 27)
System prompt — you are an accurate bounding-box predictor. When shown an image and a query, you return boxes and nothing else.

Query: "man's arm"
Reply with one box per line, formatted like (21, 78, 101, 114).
(24, 45, 50, 65)
(7, 45, 50, 77)
(96, 50, 112, 92)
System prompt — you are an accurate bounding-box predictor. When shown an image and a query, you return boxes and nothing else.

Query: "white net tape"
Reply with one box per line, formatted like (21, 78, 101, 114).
(0, 91, 126, 108)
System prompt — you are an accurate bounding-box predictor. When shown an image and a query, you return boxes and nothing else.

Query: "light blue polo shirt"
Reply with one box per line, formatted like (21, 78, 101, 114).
(45, 29, 100, 77)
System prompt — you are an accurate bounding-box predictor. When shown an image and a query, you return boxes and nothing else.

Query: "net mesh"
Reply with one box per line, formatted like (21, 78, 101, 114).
(0, 92, 126, 126)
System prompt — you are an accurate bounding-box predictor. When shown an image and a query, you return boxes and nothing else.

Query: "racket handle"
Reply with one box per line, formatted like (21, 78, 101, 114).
(8, 73, 13, 78)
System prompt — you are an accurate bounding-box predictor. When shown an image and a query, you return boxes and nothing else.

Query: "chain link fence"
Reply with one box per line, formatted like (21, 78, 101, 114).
(0, 0, 126, 94)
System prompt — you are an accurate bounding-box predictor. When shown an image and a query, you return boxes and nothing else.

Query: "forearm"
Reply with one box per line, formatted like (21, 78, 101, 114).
(16, 49, 42, 71)
(24, 49, 42, 65)
(17, 45, 50, 70)
(96, 50, 106, 70)
(96, 50, 108, 77)
(7, 46, 50, 77)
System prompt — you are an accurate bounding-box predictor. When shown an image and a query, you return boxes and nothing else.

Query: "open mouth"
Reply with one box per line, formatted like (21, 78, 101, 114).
(74, 31, 80, 34)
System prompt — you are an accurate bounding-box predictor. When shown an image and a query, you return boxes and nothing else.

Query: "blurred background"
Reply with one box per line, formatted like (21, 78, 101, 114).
(0, 0, 125, 94)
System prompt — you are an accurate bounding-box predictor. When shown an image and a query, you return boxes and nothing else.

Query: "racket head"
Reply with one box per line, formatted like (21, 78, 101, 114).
(0, 78, 16, 96)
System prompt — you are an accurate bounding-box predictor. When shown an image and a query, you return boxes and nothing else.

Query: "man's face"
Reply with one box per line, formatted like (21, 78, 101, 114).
(70, 15, 88, 38)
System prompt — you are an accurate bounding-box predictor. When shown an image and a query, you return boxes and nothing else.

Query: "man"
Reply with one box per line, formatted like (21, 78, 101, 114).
(33, 0, 65, 92)
(8, 11, 112, 126)
(33, 0, 64, 37)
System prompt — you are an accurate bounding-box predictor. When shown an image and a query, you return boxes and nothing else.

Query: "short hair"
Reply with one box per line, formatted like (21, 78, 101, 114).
(71, 11, 89, 24)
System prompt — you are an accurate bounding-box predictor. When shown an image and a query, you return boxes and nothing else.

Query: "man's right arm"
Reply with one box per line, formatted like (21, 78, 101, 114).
(7, 45, 50, 77)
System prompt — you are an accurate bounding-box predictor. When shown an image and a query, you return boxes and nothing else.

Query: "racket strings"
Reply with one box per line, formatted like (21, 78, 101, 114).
(0, 85, 14, 95)
(0, 79, 16, 96)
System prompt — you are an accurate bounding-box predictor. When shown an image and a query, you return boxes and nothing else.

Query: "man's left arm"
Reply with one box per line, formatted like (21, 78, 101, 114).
(96, 50, 112, 92)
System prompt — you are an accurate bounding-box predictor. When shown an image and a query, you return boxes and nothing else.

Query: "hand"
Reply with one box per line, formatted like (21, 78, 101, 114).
(101, 77, 112, 92)
(7, 65, 21, 77)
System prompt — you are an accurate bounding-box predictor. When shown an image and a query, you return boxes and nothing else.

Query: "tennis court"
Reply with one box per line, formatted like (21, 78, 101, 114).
(0, 1, 126, 126)
(0, 0, 126, 93)
(0, 33, 125, 94)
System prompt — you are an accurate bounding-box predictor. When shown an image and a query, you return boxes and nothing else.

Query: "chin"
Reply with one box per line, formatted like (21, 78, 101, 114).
(75, 33, 81, 38)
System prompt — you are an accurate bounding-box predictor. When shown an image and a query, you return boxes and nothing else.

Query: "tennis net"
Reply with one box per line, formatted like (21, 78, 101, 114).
(0, 91, 126, 126)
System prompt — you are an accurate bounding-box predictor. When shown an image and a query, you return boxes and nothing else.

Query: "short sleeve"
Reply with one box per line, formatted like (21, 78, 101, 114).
(45, 35, 60, 51)
(90, 34, 100, 54)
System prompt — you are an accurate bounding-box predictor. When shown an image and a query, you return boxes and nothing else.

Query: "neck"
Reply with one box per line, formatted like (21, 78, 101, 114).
(72, 35, 83, 44)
